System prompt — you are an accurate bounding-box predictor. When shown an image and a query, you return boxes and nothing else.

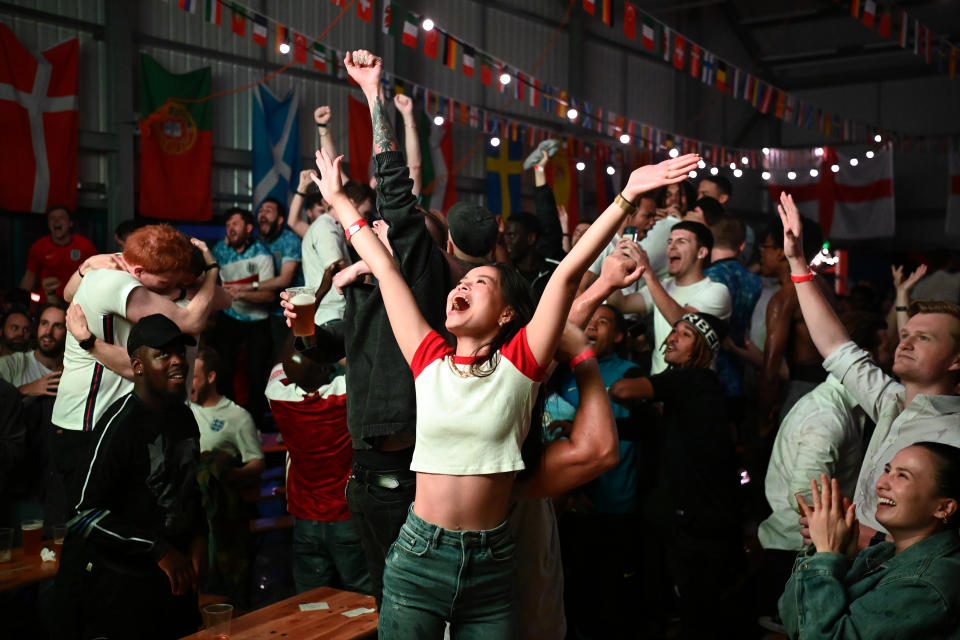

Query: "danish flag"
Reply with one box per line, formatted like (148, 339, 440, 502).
(0, 23, 78, 212)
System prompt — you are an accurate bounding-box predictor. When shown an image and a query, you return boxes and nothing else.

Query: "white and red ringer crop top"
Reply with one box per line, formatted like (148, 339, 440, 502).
(409, 328, 547, 475)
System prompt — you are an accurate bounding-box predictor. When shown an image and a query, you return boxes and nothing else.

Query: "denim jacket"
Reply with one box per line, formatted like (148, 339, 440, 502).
(779, 530, 960, 639)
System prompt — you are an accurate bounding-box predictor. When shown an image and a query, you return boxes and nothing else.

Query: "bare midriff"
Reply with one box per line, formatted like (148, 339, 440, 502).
(412, 471, 517, 531)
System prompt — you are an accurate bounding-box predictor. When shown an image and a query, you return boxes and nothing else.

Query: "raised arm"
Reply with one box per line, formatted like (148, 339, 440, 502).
(288, 169, 318, 238)
(393, 94, 422, 196)
(525, 154, 700, 365)
(779, 192, 849, 357)
(313, 148, 430, 363)
(568, 240, 644, 328)
(532, 150, 564, 260)
(522, 324, 618, 498)
(891, 263, 927, 333)
(314, 105, 349, 184)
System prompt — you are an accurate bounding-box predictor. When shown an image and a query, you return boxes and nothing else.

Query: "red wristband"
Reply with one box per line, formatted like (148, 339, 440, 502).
(344, 218, 368, 241)
(790, 272, 815, 283)
(569, 349, 596, 369)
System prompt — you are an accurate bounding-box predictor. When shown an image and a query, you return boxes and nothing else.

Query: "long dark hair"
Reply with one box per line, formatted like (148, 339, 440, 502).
(465, 263, 536, 377)
(913, 442, 960, 530)
(460, 263, 544, 479)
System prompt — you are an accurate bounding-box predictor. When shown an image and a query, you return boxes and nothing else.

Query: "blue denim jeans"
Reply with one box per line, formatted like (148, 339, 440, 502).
(292, 516, 372, 595)
(379, 507, 517, 639)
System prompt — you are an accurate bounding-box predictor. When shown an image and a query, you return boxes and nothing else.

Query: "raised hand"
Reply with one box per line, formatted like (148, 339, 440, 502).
(393, 93, 413, 116)
(312, 149, 346, 212)
(344, 49, 382, 97)
(777, 191, 805, 263)
(298, 169, 318, 192)
(623, 154, 699, 202)
(796, 474, 857, 555)
(599, 240, 645, 289)
(313, 105, 332, 126)
(892, 263, 927, 297)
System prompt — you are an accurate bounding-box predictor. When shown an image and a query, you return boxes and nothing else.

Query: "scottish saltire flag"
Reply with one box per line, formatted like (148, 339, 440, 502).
(253, 84, 300, 211)
(485, 127, 524, 217)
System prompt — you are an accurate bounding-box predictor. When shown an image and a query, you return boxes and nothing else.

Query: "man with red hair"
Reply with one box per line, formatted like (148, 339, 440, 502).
(52, 224, 221, 506)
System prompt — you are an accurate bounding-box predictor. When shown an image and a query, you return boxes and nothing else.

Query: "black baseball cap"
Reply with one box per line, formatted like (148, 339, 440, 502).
(127, 314, 196, 356)
(446, 202, 499, 258)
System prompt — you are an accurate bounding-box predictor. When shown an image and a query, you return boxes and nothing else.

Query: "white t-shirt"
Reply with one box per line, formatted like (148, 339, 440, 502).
(52, 269, 142, 432)
(302, 214, 352, 326)
(587, 216, 680, 295)
(0, 351, 52, 387)
(640, 275, 732, 374)
(190, 396, 263, 462)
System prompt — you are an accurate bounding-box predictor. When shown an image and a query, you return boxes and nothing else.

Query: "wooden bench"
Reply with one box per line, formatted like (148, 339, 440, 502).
(179, 586, 377, 639)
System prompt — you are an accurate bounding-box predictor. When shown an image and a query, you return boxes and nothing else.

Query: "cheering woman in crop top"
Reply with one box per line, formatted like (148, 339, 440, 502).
(309, 49, 699, 639)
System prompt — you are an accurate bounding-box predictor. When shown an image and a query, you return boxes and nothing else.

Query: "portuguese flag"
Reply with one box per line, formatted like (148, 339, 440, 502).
(139, 54, 213, 220)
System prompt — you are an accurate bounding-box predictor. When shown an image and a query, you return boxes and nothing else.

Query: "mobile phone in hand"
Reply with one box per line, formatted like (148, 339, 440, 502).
(623, 226, 639, 243)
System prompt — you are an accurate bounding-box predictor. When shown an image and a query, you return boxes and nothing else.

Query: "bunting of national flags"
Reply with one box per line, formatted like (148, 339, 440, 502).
(164, 0, 954, 159)
(847, 0, 957, 78)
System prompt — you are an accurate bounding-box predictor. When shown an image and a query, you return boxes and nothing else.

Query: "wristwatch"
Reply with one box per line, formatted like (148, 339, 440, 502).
(78, 334, 96, 351)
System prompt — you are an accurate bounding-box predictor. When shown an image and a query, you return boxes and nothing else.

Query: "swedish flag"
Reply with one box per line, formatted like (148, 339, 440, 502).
(485, 126, 524, 218)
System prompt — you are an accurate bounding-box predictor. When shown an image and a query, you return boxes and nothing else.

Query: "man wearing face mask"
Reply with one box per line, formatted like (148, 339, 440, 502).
(55, 314, 207, 640)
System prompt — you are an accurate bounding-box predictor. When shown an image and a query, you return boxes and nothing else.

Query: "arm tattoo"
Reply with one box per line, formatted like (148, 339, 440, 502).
(371, 96, 400, 154)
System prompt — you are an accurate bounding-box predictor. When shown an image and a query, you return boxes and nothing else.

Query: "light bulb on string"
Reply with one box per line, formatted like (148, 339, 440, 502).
(809, 168, 819, 177)
(620, 133, 630, 144)
(729, 162, 736, 170)
(733, 168, 743, 178)
(831, 164, 840, 173)
(710, 166, 719, 176)
(762, 147, 770, 155)
(761, 171, 771, 181)
(499, 73, 511, 85)
(422, 18, 435, 31)
(668, 148, 679, 158)
(566, 108, 578, 121)
(787, 171, 797, 180)
(865, 150, 875, 159)
(697, 159, 706, 169)
(433, 115, 445, 126)
(606, 165, 616, 176)
(741, 156, 749, 165)
(874, 134, 882, 143)
(279, 42, 291, 55)
(814, 147, 824, 157)
(490, 136, 501, 148)
(849, 157, 859, 167)
(575, 161, 586, 172)
(689, 170, 697, 179)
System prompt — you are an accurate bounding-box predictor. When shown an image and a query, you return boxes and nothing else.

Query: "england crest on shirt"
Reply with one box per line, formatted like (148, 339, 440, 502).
(210, 418, 225, 432)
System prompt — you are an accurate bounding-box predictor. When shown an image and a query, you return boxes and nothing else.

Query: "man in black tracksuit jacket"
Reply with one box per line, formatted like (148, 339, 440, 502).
(54, 315, 206, 640)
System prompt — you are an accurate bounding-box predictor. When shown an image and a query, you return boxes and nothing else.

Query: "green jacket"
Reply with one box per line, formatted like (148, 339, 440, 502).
(779, 530, 960, 639)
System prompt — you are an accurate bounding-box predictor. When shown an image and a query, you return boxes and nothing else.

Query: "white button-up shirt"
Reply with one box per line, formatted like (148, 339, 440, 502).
(758, 375, 867, 551)
(824, 341, 960, 533)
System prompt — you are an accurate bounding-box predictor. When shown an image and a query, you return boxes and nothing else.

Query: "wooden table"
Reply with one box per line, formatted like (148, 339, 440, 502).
(0, 541, 59, 592)
(180, 586, 378, 639)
